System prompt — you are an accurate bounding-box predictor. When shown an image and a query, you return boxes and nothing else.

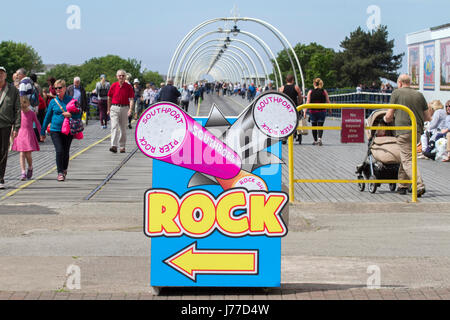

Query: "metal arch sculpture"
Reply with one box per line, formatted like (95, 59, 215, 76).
(181, 42, 267, 87)
(182, 45, 250, 85)
(172, 29, 282, 89)
(190, 56, 240, 83)
(167, 17, 305, 95)
(182, 47, 251, 86)
(187, 53, 245, 84)
(182, 44, 261, 87)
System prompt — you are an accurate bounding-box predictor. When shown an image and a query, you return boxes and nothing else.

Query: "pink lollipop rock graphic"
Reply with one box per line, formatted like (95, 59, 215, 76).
(135, 102, 242, 180)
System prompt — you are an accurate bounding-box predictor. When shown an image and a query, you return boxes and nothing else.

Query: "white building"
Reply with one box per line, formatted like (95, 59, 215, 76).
(406, 23, 450, 104)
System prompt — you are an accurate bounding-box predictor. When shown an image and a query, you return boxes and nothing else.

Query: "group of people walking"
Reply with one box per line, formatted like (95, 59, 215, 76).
(0, 62, 446, 200)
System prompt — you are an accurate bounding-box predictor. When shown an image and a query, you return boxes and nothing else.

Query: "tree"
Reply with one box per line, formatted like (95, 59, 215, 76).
(39, 64, 81, 87)
(336, 25, 404, 87)
(272, 43, 338, 89)
(80, 55, 143, 91)
(142, 70, 164, 87)
(39, 54, 164, 92)
(0, 41, 43, 81)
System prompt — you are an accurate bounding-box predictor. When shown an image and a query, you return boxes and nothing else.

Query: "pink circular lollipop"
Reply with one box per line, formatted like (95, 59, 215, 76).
(252, 92, 299, 139)
(136, 102, 242, 180)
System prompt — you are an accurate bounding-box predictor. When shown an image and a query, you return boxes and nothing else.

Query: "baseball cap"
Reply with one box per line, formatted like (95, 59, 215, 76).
(100, 74, 106, 79)
(0, 67, 6, 73)
(134, 78, 140, 84)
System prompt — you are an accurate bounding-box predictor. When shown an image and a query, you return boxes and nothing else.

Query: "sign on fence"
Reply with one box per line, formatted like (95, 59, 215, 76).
(341, 109, 365, 143)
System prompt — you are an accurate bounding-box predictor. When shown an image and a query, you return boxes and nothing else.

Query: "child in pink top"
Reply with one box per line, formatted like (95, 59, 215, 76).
(11, 96, 41, 180)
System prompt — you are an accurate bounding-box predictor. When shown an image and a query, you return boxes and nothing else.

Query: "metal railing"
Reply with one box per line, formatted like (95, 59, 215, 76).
(327, 92, 392, 118)
(288, 103, 418, 203)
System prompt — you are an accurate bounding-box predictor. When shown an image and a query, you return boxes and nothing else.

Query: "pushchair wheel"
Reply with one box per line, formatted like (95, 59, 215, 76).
(368, 175, 377, 194)
(357, 175, 365, 192)
(389, 183, 397, 192)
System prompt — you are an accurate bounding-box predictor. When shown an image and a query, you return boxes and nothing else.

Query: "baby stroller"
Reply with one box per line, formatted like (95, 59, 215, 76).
(355, 110, 401, 194)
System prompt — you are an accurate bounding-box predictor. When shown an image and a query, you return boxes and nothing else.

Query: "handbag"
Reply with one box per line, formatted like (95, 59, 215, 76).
(55, 97, 84, 135)
(61, 118, 71, 135)
(299, 117, 309, 136)
(69, 118, 84, 135)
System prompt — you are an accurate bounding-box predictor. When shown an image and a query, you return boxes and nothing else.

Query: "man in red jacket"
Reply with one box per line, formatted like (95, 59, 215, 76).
(107, 69, 134, 154)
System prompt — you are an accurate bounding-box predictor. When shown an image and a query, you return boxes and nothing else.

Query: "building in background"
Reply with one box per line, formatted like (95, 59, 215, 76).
(407, 23, 450, 103)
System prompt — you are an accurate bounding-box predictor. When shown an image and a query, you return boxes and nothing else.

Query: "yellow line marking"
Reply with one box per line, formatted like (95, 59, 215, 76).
(1, 133, 112, 201)
(196, 98, 202, 117)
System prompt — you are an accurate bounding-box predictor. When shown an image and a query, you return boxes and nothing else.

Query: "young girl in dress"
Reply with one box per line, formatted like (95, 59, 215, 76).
(11, 96, 41, 181)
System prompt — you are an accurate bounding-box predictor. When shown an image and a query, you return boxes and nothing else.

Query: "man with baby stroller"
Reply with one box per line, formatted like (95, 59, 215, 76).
(383, 74, 430, 198)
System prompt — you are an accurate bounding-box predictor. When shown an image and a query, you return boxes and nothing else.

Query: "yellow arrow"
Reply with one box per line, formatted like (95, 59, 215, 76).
(164, 242, 259, 282)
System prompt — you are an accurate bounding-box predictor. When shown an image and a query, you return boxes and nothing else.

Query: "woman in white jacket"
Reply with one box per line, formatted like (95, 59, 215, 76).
(421, 100, 447, 153)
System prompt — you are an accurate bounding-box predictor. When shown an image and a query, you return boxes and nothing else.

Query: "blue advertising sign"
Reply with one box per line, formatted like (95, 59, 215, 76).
(136, 92, 298, 288)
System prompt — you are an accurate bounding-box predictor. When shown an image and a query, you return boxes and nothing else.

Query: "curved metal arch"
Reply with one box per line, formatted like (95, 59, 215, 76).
(182, 45, 253, 87)
(186, 52, 244, 85)
(183, 49, 245, 85)
(207, 38, 269, 84)
(193, 57, 243, 84)
(184, 48, 251, 87)
(177, 38, 246, 86)
(167, 17, 304, 96)
(190, 55, 243, 84)
(192, 59, 237, 84)
(172, 29, 280, 89)
(240, 30, 282, 89)
(216, 44, 262, 87)
(177, 37, 268, 88)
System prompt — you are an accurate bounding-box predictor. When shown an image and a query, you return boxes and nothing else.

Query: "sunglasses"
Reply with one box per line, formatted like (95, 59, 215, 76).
(55, 87, 64, 90)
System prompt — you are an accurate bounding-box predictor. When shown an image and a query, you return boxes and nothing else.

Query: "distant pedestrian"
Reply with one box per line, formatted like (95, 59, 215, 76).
(107, 69, 134, 154)
(67, 77, 88, 125)
(133, 79, 143, 119)
(193, 84, 201, 107)
(0, 66, 21, 189)
(11, 96, 41, 181)
(149, 84, 158, 105)
(279, 74, 303, 144)
(157, 79, 181, 105)
(93, 75, 111, 129)
(383, 74, 429, 197)
(143, 83, 151, 109)
(46, 77, 57, 105)
(304, 78, 330, 146)
(16, 68, 39, 111)
(180, 84, 191, 112)
(247, 83, 256, 102)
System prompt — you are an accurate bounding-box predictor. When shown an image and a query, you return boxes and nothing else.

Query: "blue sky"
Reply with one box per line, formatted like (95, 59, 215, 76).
(1, 0, 449, 77)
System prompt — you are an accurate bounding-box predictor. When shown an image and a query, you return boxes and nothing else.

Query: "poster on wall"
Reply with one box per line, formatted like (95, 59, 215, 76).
(441, 38, 450, 91)
(423, 42, 435, 90)
(409, 46, 420, 89)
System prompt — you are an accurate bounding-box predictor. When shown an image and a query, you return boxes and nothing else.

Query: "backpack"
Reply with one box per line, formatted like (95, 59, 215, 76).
(30, 83, 40, 107)
(98, 83, 109, 98)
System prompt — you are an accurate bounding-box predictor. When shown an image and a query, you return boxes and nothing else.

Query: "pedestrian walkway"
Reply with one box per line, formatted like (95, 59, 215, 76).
(1, 97, 450, 300)
(1, 287, 449, 300)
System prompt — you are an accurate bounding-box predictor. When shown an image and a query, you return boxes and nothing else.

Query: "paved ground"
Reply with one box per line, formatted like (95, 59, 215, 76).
(0, 93, 449, 300)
